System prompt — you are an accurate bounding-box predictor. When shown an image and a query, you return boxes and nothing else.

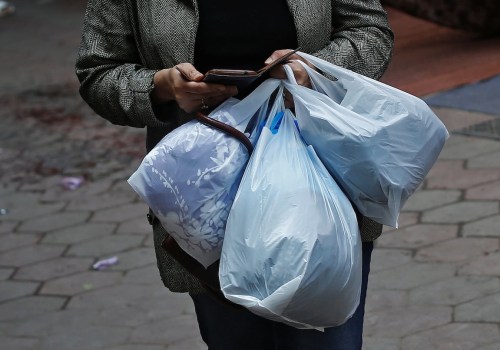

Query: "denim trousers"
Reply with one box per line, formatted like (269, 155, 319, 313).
(190, 242, 374, 350)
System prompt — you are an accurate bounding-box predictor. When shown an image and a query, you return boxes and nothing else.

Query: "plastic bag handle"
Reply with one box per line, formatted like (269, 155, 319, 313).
(283, 64, 298, 85)
(295, 52, 357, 81)
(229, 78, 281, 120)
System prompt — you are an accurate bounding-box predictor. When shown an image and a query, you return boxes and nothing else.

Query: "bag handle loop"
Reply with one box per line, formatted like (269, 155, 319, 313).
(195, 112, 254, 155)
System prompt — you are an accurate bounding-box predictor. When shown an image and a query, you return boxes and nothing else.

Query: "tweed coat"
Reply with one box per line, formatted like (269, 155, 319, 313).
(76, 0, 394, 293)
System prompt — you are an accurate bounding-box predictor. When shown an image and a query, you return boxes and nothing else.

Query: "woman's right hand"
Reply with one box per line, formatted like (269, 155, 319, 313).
(152, 63, 238, 113)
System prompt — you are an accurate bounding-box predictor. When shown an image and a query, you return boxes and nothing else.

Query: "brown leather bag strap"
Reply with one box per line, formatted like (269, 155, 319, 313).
(161, 231, 244, 310)
(195, 112, 254, 155)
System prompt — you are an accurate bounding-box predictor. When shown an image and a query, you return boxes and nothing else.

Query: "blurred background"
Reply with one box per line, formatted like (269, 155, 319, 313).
(0, 1, 499, 349)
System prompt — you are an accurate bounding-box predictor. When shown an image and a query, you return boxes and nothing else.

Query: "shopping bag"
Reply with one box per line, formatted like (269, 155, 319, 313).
(283, 54, 449, 227)
(128, 79, 281, 268)
(219, 91, 362, 329)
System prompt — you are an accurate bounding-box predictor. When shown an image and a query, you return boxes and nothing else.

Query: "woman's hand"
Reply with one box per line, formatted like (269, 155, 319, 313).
(152, 63, 238, 113)
(265, 49, 316, 108)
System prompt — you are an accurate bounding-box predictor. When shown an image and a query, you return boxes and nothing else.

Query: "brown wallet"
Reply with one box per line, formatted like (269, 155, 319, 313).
(201, 48, 299, 90)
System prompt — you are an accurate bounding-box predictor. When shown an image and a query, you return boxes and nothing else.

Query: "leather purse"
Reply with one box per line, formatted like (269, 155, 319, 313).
(200, 49, 298, 91)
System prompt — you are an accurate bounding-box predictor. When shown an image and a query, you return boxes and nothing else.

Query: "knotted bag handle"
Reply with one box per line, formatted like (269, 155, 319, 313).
(195, 112, 254, 155)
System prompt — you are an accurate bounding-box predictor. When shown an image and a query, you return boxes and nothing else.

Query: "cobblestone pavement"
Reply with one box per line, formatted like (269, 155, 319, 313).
(1, 1, 500, 349)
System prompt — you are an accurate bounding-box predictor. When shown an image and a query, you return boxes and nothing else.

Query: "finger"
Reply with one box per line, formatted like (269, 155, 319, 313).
(264, 49, 293, 64)
(268, 62, 310, 86)
(183, 81, 238, 96)
(268, 65, 287, 80)
(175, 63, 205, 82)
(288, 61, 312, 87)
(200, 94, 232, 109)
(284, 92, 294, 109)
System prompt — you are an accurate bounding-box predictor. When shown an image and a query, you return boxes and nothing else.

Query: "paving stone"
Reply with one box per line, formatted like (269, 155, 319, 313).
(466, 180, 500, 200)
(370, 248, 413, 272)
(143, 233, 154, 247)
(88, 292, 192, 328)
(14, 257, 94, 282)
(455, 293, 500, 323)
(377, 224, 458, 249)
(105, 345, 166, 350)
(40, 178, 114, 203)
(39, 325, 130, 350)
(0, 220, 18, 234)
(0, 296, 66, 322)
(0, 268, 13, 280)
(369, 262, 456, 290)
(67, 284, 156, 309)
(7, 308, 101, 337)
(421, 201, 498, 224)
(0, 336, 40, 350)
(0, 232, 41, 252)
(468, 150, 500, 169)
(432, 107, 495, 132)
(401, 323, 500, 350)
(66, 192, 135, 212)
(42, 222, 116, 245)
(398, 211, 420, 229)
(108, 248, 156, 271)
(82, 160, 130, 181)
(123, 264, 159, 285)
(117, 216, 151, 235)
(166, 338, 206, 350)
(459, 252, 500, 276)
(476, 343, 500, 350)
(364, 305, 451, 338)
(66, 234, 144, 257)
(438, 135, 500, 160)
(0, 321, 15, 336)
(363, 337, 400, 350)
(425, 160, 500, 189)
(0, 182, 19, 197)
(91, 203, 149, 223)
(132, 291, 194, 319)
(365, 289, 408, 312)
(18, 175, 60, 192)
(409, 276, 500, 306)
(18, 211, 90, 233)
(403, 189, 462, 211)
(2, 201, 65, 221)
(0, 244, 66, 267)
(109, 180, 139, 197)
(130, 314, 200, 345)
(463, 215, 500, 237)
(40, 271, 123, 296)
(415, 238, 498, 263)
(0, 280, 39, 302)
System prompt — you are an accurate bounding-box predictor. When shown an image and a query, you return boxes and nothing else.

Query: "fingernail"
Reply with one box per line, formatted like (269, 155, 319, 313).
(264, 58, 272, 64)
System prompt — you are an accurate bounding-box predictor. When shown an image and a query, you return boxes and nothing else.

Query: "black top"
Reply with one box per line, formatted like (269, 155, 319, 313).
(194, 0, 298, 73)
(147, 1, 297, 151)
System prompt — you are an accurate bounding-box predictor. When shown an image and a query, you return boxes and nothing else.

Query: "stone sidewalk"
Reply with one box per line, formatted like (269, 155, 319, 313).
(1, 95, 500, 349)
(1, 1, 500, 349)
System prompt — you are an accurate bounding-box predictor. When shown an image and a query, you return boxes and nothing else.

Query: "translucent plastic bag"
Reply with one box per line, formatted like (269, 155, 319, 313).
(128, 79, 281, 267)
(283, 54, 449, 227)
(219, 90, 362, 330)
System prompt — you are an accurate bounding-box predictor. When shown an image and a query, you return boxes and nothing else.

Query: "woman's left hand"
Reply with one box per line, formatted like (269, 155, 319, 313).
(265, 49, 316, 107)
(266, 49, 313, 87)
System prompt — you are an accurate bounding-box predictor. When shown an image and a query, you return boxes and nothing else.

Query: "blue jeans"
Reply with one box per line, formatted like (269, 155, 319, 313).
(191, 242, 374, 350)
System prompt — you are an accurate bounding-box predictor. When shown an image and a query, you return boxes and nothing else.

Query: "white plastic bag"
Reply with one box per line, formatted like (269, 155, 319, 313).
(283, 53, 449, 227)
(128, 79, 281, 268)
(219, 91, 362, 329)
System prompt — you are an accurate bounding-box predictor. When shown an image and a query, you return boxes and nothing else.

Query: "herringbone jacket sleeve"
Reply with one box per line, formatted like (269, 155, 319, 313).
(314, 0, 393, 80)
(75, 0, 171, 129)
